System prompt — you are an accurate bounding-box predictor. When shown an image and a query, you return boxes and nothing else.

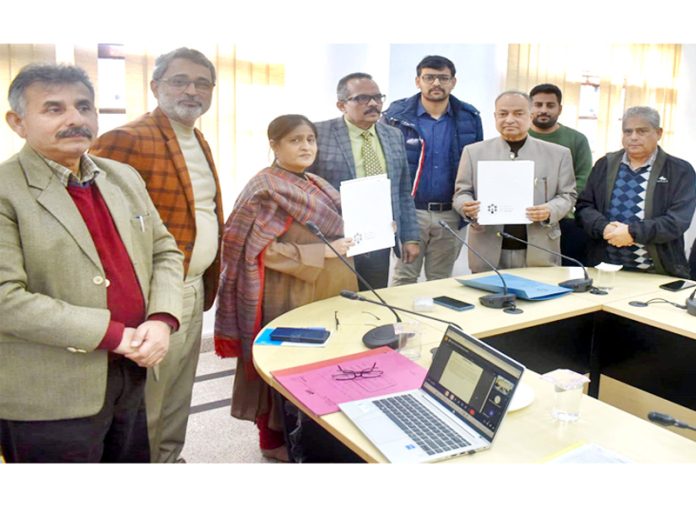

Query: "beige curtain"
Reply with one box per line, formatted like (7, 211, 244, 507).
(507, 44, 681, 157)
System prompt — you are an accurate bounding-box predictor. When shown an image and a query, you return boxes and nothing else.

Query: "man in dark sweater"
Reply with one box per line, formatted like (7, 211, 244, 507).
(576, 106, 696, 277)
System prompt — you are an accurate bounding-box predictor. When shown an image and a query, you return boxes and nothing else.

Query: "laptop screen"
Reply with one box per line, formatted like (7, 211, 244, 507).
(422, 326, 525, 441)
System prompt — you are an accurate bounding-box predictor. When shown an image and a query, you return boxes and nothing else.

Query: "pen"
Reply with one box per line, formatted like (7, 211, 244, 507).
(136, 215, 145, 232)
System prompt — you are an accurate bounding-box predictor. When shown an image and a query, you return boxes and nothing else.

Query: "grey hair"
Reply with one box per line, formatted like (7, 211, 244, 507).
(8, 63, 95, 116)
(495, 90, 532, 108)
(152, 47, 216, 84)
(622, 106, 661, 129)
(336, 72, 373, 101)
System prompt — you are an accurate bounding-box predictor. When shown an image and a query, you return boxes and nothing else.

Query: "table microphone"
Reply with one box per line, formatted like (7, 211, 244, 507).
(647, 411, 696, 431)
(496, 231, 606, 295)
(439, 220, 521, 314)
(305, 221, 402, 349)
(686, 288, 696, 317)
(340, 290, 464, 331)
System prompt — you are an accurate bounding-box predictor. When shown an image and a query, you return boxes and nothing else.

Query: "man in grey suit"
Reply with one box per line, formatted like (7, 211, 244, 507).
(0, 64, 184, 462)
(309, 72, 420, 289)
(453, 91, 576, 272)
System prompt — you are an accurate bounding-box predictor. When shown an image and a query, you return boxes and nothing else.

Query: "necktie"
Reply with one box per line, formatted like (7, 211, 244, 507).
(361, 130, 383, 176)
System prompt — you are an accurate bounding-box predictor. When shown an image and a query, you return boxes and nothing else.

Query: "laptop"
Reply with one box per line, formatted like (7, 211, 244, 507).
(339, 326, 525, 463)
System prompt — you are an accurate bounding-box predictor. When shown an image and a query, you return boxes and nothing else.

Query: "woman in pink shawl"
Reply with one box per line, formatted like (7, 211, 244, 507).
(215, 114, 358, 461)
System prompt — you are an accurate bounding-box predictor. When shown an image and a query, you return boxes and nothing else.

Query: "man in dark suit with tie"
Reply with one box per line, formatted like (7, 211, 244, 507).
(309, 72, 420, 289)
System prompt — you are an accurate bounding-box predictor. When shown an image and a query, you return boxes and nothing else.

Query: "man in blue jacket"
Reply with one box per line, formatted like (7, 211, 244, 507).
(383, 55, 483, 285)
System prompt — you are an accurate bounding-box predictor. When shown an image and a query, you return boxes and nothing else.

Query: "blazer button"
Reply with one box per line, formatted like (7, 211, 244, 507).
(93, 275, 104, 285)
(104, 279, 111, 288)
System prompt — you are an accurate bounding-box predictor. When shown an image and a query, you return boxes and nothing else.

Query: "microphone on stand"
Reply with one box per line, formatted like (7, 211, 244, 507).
(439, 220, 522, 314)
(496, 231, 606, 295)
(306, 221, 402, 349)
(339, 290, 464, 331)
(647, 411, 696, 431)
(686, 288, 696, 317)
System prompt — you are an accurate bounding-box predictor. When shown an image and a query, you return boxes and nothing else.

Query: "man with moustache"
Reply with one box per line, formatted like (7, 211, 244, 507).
(529, 83, 593, 264)
(383, 55, 482, 285)
(576, 106, 696, 277)
(91, 47, 224, 463)
(0, 64, 183, 462)
(453, 91, 576, 272)
(309, 72, 420, 289)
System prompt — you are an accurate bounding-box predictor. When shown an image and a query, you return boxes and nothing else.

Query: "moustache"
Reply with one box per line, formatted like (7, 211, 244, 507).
(56, 127, 93, 139)
(365, 107, 381, 115)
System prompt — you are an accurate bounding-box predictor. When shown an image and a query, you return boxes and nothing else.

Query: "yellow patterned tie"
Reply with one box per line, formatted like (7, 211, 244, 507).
(361, 130, 383, 176)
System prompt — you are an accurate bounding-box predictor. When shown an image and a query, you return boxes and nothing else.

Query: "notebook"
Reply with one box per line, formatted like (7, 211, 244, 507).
(339, 326, 525, 463)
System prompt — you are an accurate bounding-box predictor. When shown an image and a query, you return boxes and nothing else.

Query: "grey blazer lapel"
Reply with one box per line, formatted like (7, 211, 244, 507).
(375, 124, 395, 177)
(20, 146, 102, 271)
(332, 119, 357, 179)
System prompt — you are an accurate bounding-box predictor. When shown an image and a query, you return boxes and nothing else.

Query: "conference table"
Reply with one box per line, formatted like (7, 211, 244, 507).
(252, 267, 696, 463)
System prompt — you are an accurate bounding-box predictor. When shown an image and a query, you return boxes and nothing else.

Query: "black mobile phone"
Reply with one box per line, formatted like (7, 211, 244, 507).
(659, 279, 696, 292)
(433, 295, 475, 311)
(270, 327, 330, 344)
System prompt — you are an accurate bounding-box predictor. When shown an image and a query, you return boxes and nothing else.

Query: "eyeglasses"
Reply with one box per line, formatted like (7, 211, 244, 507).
(332, 362, 384, 381)
(420, 74, 453, 84)
(344, 94, 386, 105)
(159, 77, 214, 92)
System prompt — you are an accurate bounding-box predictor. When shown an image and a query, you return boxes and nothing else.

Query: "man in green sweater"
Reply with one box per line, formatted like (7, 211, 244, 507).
(529, 83, 593, 264)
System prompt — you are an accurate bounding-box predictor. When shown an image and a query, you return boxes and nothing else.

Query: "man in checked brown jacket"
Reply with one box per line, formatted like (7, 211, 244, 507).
(91, 47, 224, 463)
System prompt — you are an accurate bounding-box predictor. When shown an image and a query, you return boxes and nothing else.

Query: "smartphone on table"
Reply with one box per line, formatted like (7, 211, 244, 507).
(432, 295, 475, 311)
(659, 280, 696, 292)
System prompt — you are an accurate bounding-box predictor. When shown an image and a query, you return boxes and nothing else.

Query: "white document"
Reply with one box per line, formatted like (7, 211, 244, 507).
(340, 175, 395, 257)
(477, 160, 534, 225)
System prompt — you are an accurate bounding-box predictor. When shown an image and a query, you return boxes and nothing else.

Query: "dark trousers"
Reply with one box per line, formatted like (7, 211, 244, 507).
(0, 357, 149, 463)
(560, 217, 589, 266)
(354, 248, 391, 291)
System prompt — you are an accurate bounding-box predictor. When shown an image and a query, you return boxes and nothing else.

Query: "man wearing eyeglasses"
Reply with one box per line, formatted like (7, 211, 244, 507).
(309, 72, 420, 290)
(383, 55, 483, 285)
(453, 91, 576, 272)
(91, 47, 224, 463)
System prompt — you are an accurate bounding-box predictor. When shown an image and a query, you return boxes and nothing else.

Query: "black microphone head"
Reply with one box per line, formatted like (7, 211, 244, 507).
(648, 411, 675, 426)
(305, 221, 320, 235)
(340, 290, 359, 300)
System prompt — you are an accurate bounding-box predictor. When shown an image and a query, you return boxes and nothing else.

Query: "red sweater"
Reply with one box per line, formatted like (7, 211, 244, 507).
(67, 183, 176, 350)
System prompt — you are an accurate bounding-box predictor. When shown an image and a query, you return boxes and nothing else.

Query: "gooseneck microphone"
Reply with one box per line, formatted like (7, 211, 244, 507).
(647, 411, 696, 431)
(439, 220, 522, 314)
(496, 231, 606, 295)
(306, 221, 401, 349)
(340, 290, 464, 330)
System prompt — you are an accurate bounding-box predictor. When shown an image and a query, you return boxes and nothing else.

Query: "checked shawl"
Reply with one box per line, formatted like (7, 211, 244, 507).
(214, 165, 344, 372)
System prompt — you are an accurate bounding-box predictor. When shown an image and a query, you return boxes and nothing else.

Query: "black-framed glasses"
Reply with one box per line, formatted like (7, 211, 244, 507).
(420, 74, 453, 84)
(332, 362, 384, 381)
(344, 94, 386, 105)
(159, 77, 214, 92)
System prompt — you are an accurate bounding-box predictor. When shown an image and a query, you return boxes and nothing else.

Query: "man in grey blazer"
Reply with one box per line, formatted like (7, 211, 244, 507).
(0, 64, 184, 462)
(453, 91, 576, 272)
(309, 72, 420, 289)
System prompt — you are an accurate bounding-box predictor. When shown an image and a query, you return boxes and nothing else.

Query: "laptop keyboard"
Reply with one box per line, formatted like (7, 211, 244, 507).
(374, 394, 471, 456)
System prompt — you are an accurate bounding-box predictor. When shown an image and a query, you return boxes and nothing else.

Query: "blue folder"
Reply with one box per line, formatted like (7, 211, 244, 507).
(458, 273, 573, 301)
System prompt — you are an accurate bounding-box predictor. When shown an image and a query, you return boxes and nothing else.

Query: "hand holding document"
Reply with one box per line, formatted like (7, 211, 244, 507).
(477, 160, 534, 225)
(340, 175, 395, 256)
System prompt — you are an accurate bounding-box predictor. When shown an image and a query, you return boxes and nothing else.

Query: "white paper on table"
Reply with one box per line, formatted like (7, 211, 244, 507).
(476, 160, 534, 225)
(340, 175, 395, 257)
